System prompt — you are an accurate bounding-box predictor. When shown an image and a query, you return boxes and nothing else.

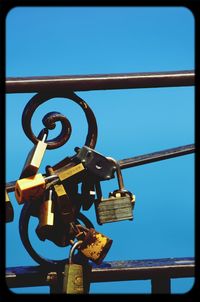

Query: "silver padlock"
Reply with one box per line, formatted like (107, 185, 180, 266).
(95, 157, 136, 225)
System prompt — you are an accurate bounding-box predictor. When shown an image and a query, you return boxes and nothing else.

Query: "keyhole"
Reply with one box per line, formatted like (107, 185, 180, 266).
(95, 161, 102, 170)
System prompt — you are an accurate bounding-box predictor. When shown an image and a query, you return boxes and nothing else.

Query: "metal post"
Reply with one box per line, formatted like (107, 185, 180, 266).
(47, 271, 63, 294)
(151, 276, 171, 294)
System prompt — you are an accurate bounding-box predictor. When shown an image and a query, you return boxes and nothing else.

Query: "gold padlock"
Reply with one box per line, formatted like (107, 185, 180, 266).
(63, 241, 91, 294)
(76, 226, 113, 264)
(57, 162, 85, 182)
(46, 165, 75, 225)
(20, 129, 48, 178)
(35, 187, 72, 247)
(36, 189, 54, 241)
(15, 173, 58, 204)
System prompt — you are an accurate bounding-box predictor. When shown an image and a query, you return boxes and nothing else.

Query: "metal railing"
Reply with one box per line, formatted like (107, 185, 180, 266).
(5, 70, 195, 294)
(6, 257, 195, 294)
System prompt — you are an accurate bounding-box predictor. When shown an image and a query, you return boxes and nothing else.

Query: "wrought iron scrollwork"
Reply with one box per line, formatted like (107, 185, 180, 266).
(22, 91, 98, 152)
(18, 91, 98, 265)
(19, 200, 94, 266)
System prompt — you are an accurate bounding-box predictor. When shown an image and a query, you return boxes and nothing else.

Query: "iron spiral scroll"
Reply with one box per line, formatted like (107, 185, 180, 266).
(19, 91, 98, 266)
(21, 90, 98, 150)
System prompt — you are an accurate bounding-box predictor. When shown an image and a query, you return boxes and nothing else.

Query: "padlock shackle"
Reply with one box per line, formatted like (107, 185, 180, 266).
(48, 188, 53, 200)
(42, 132, 47, 142)
(69, 241, 83, 265)
(106, 157, 125, 191)
(37, 128, 49, 142)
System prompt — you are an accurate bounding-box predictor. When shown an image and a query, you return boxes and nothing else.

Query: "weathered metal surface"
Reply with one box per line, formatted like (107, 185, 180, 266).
(63, 263, 85, 294)
(6, 257, 194, 289)
(78, 228, 113, 264)
(6, 70, 194, 93)
(96, 196, 133, 224)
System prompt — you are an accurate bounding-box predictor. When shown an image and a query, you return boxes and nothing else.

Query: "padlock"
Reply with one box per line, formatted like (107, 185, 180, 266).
(35, 189, 54, 241)
(20, 128, 48, 178)
(95, 157, 136, 225)
(46, 166, 75, 225)
(35, 196, 72, 247)
(63, 241, 92, 294)
(75, 225, 113, 264)
(5, 190, 14, 223)
(57, 161, 85, 183)
(15, 173, 58, 204)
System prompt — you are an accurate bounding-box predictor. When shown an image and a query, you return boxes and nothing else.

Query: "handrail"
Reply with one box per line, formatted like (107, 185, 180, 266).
(6, 70, 194, 93)
(119, 144, 195, 170)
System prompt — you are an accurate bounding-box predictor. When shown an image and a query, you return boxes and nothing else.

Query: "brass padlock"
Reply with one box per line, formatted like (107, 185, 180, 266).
(35, 189, 54, 241)
(35, 174, 74, 247)
(76, 225, 113, 264)
(15, 173, 58, 204)
(46, 166, 75, 225)
(57, 162, 85, 183)
(20, 129, 48, 178)
(63, 241, 91, 294)
(5, 190, 14, 223)
(95, 157, 135, 225)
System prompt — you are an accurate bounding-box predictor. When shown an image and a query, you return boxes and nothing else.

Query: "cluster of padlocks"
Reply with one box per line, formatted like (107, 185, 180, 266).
(6, 127, 136, 293)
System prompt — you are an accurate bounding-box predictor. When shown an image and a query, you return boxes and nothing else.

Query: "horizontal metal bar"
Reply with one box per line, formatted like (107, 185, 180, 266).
(6, 70, 194, 93)
(5, 144, 195, 193)
(119, 144, 195, 170)
(6, 257, 194, 288)
(91, 257, 195, 283)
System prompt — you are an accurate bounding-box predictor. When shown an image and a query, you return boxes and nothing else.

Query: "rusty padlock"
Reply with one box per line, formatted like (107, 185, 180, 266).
(74, 225, 113, 264)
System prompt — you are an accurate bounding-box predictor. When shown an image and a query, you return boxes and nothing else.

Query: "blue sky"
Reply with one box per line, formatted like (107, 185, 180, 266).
(6, 7, 194, 294)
